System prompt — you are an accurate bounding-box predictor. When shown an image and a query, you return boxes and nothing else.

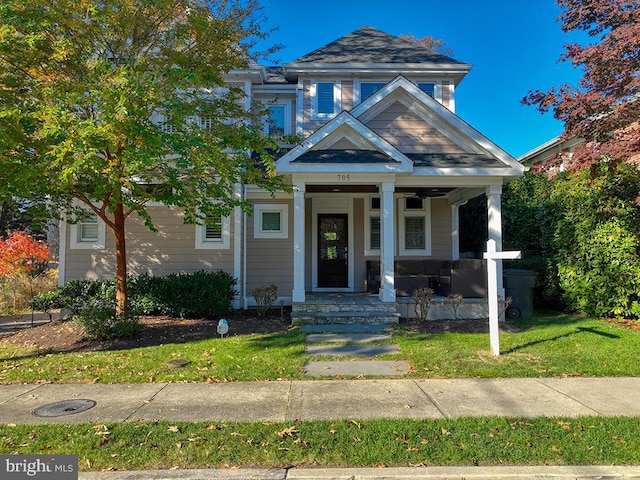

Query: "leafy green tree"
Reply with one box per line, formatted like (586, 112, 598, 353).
(0, 0, 287, 315)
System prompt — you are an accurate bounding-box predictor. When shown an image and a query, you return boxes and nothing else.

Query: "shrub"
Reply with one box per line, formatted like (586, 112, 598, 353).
(411, 287, 434, 321)
(34, 270, 237, 319)
(74, 300, 140, 340)
(250, 284, 278, 316)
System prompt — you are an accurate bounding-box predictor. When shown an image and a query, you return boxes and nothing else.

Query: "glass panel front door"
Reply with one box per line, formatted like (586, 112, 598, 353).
(317, 214, 348, 288)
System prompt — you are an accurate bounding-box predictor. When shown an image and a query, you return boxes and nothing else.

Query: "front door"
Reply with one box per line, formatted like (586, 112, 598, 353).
(317, 214, 348, 288)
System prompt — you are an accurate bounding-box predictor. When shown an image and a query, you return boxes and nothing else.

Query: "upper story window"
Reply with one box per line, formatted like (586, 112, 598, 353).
(359, 82, 386, 103)
(311, 80, 341, 120)
(418, 82, 435, 97)
(263, 101, 292, 137)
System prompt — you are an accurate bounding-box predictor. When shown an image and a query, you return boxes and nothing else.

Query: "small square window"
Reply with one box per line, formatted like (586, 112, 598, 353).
(70, 212, 106, 250)
(79, 220, 99, 242)
(261, 211, 281, 232)
(371, 197, 380, 210)
(254, 204, 288, 239)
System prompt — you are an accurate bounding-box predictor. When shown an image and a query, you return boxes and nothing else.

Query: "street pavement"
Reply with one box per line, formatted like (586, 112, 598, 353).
(2, 378, 640, 478)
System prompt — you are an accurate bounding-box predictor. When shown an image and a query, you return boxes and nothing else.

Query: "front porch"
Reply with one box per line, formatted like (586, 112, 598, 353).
(291, 293, 488, 324)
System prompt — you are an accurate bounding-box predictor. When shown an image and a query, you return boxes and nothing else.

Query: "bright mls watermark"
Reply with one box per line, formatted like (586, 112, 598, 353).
(1, 455, 77, 479)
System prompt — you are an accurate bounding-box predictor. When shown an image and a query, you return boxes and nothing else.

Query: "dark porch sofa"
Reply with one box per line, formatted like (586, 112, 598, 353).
(366, 259, 487, 298)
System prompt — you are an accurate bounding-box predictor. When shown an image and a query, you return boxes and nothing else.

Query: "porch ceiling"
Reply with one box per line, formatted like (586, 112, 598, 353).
(304, 185, 454, 196)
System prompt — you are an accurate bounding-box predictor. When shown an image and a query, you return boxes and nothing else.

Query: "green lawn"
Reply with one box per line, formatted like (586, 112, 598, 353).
(1, 312, 640, 471)
(2, 417, 640, 469)
(1, 312, 639, 383)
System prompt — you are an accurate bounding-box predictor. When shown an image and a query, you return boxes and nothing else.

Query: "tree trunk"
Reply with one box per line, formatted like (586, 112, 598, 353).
(113, 202, 128, 317)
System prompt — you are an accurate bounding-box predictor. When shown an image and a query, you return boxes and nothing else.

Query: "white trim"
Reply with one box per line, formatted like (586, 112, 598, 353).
(69, 213, 106, 250)
(311, 79, 341, 120)
(253, 204, 289, 239)
(292, 184, 306, 302)
(233, 184, 242, 309)
(398, 197, 432, 256)
(311, 196, 354, 292)
(379, 183, 396, 302)
(296, 81, 304, 135)
(275, 111, 414, 173)
(195, 214, 231, 250)
(57, 216, 67, 286)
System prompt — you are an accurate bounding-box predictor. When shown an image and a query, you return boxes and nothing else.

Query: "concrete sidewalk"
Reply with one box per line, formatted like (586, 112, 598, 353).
(2, 377, 640, 425)
(3, 377, 640, 479)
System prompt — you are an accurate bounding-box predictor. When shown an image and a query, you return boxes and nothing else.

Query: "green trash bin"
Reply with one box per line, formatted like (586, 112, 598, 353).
(503, 269, 538, 320)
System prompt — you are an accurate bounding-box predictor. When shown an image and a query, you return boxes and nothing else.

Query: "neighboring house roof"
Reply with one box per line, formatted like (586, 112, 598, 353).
(283, 26, 471, 84)
(517, 135, 585, 166)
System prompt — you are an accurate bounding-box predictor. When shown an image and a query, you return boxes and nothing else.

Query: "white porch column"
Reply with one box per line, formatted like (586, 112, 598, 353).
(292, 183, 306, 303)
(451, 202, 463, 261)
(486, 185, 505, 296)
(379, 182, 396, 302)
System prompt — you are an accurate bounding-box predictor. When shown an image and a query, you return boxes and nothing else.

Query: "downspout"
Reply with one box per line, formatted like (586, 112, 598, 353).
(57, 216, 67, 286)
(242, 186, 248, 309)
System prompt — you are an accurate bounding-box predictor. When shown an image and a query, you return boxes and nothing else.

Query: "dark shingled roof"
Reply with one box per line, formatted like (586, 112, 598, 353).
(263, 66, 287, 84)
(289, 150, 505, 168)
(292, 150, 397, 164)
(286, 26, 467, 66)
(406, 153, 505, 168)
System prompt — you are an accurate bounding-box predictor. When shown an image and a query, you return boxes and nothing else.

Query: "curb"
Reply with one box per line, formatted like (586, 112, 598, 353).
(79, 465, 640, 479)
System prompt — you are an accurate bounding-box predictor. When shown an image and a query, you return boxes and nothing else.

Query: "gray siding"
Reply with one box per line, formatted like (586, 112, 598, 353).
(245, 199, 294, 294)
(64, 206, 235, 281)
(366, 100, 467, 154)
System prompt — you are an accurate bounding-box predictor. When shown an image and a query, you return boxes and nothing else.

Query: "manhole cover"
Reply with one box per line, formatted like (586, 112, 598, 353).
(33, 399, 96, 417)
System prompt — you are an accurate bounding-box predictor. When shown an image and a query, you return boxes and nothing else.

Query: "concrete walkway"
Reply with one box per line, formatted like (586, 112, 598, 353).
(3, 377, 640, 425)
(3, 378, 640, 479)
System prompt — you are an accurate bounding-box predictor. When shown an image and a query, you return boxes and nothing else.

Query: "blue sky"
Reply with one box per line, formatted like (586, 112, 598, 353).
(258, 0, 587, 158)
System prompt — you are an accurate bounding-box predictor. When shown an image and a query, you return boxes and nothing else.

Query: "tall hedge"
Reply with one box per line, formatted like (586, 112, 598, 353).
(501, 163, 640, 318)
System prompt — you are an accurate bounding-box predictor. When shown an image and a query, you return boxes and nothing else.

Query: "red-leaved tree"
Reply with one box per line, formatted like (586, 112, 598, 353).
(523, 0, 640, 171)
(0, 231, 49, 310)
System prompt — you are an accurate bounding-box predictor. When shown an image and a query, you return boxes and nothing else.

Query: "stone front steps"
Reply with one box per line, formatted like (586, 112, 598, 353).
(302, 323, 410, 377)
(291, 294, 400, 325)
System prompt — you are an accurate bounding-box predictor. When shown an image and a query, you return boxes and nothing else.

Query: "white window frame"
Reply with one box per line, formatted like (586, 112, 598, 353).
(311, 80, 341, 120)
(364, 195, 381, 256)
(263, 100, 292, 136)
(70, 213, 106, 250)
(195, 213, 231, 250)
(254, 204, 288, 239)
(398, 197, 432, 256)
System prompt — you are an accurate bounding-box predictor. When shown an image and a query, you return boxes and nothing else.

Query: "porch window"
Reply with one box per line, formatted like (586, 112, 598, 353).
(365, 196, 381, 256)
(369, 217, 381, 250)
(399, 197, 432, 256)
(70, 212, 106, 250)
(195, 213, 230, 249)
(254, 204, 288, 239)
(311, 80, 341, 120)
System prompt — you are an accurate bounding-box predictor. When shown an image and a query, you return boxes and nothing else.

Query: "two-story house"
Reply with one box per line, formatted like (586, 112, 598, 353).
(58, 26, 525, 320)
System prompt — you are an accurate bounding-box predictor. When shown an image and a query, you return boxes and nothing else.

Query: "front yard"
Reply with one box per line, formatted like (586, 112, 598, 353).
(1, 311, 639, 383)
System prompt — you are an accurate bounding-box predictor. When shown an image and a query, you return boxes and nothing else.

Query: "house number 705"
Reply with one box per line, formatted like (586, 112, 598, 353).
(337, 174, 351, 181)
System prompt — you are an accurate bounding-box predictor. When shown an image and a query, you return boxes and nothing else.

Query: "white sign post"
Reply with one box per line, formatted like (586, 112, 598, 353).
(483, 239, 521, 356)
